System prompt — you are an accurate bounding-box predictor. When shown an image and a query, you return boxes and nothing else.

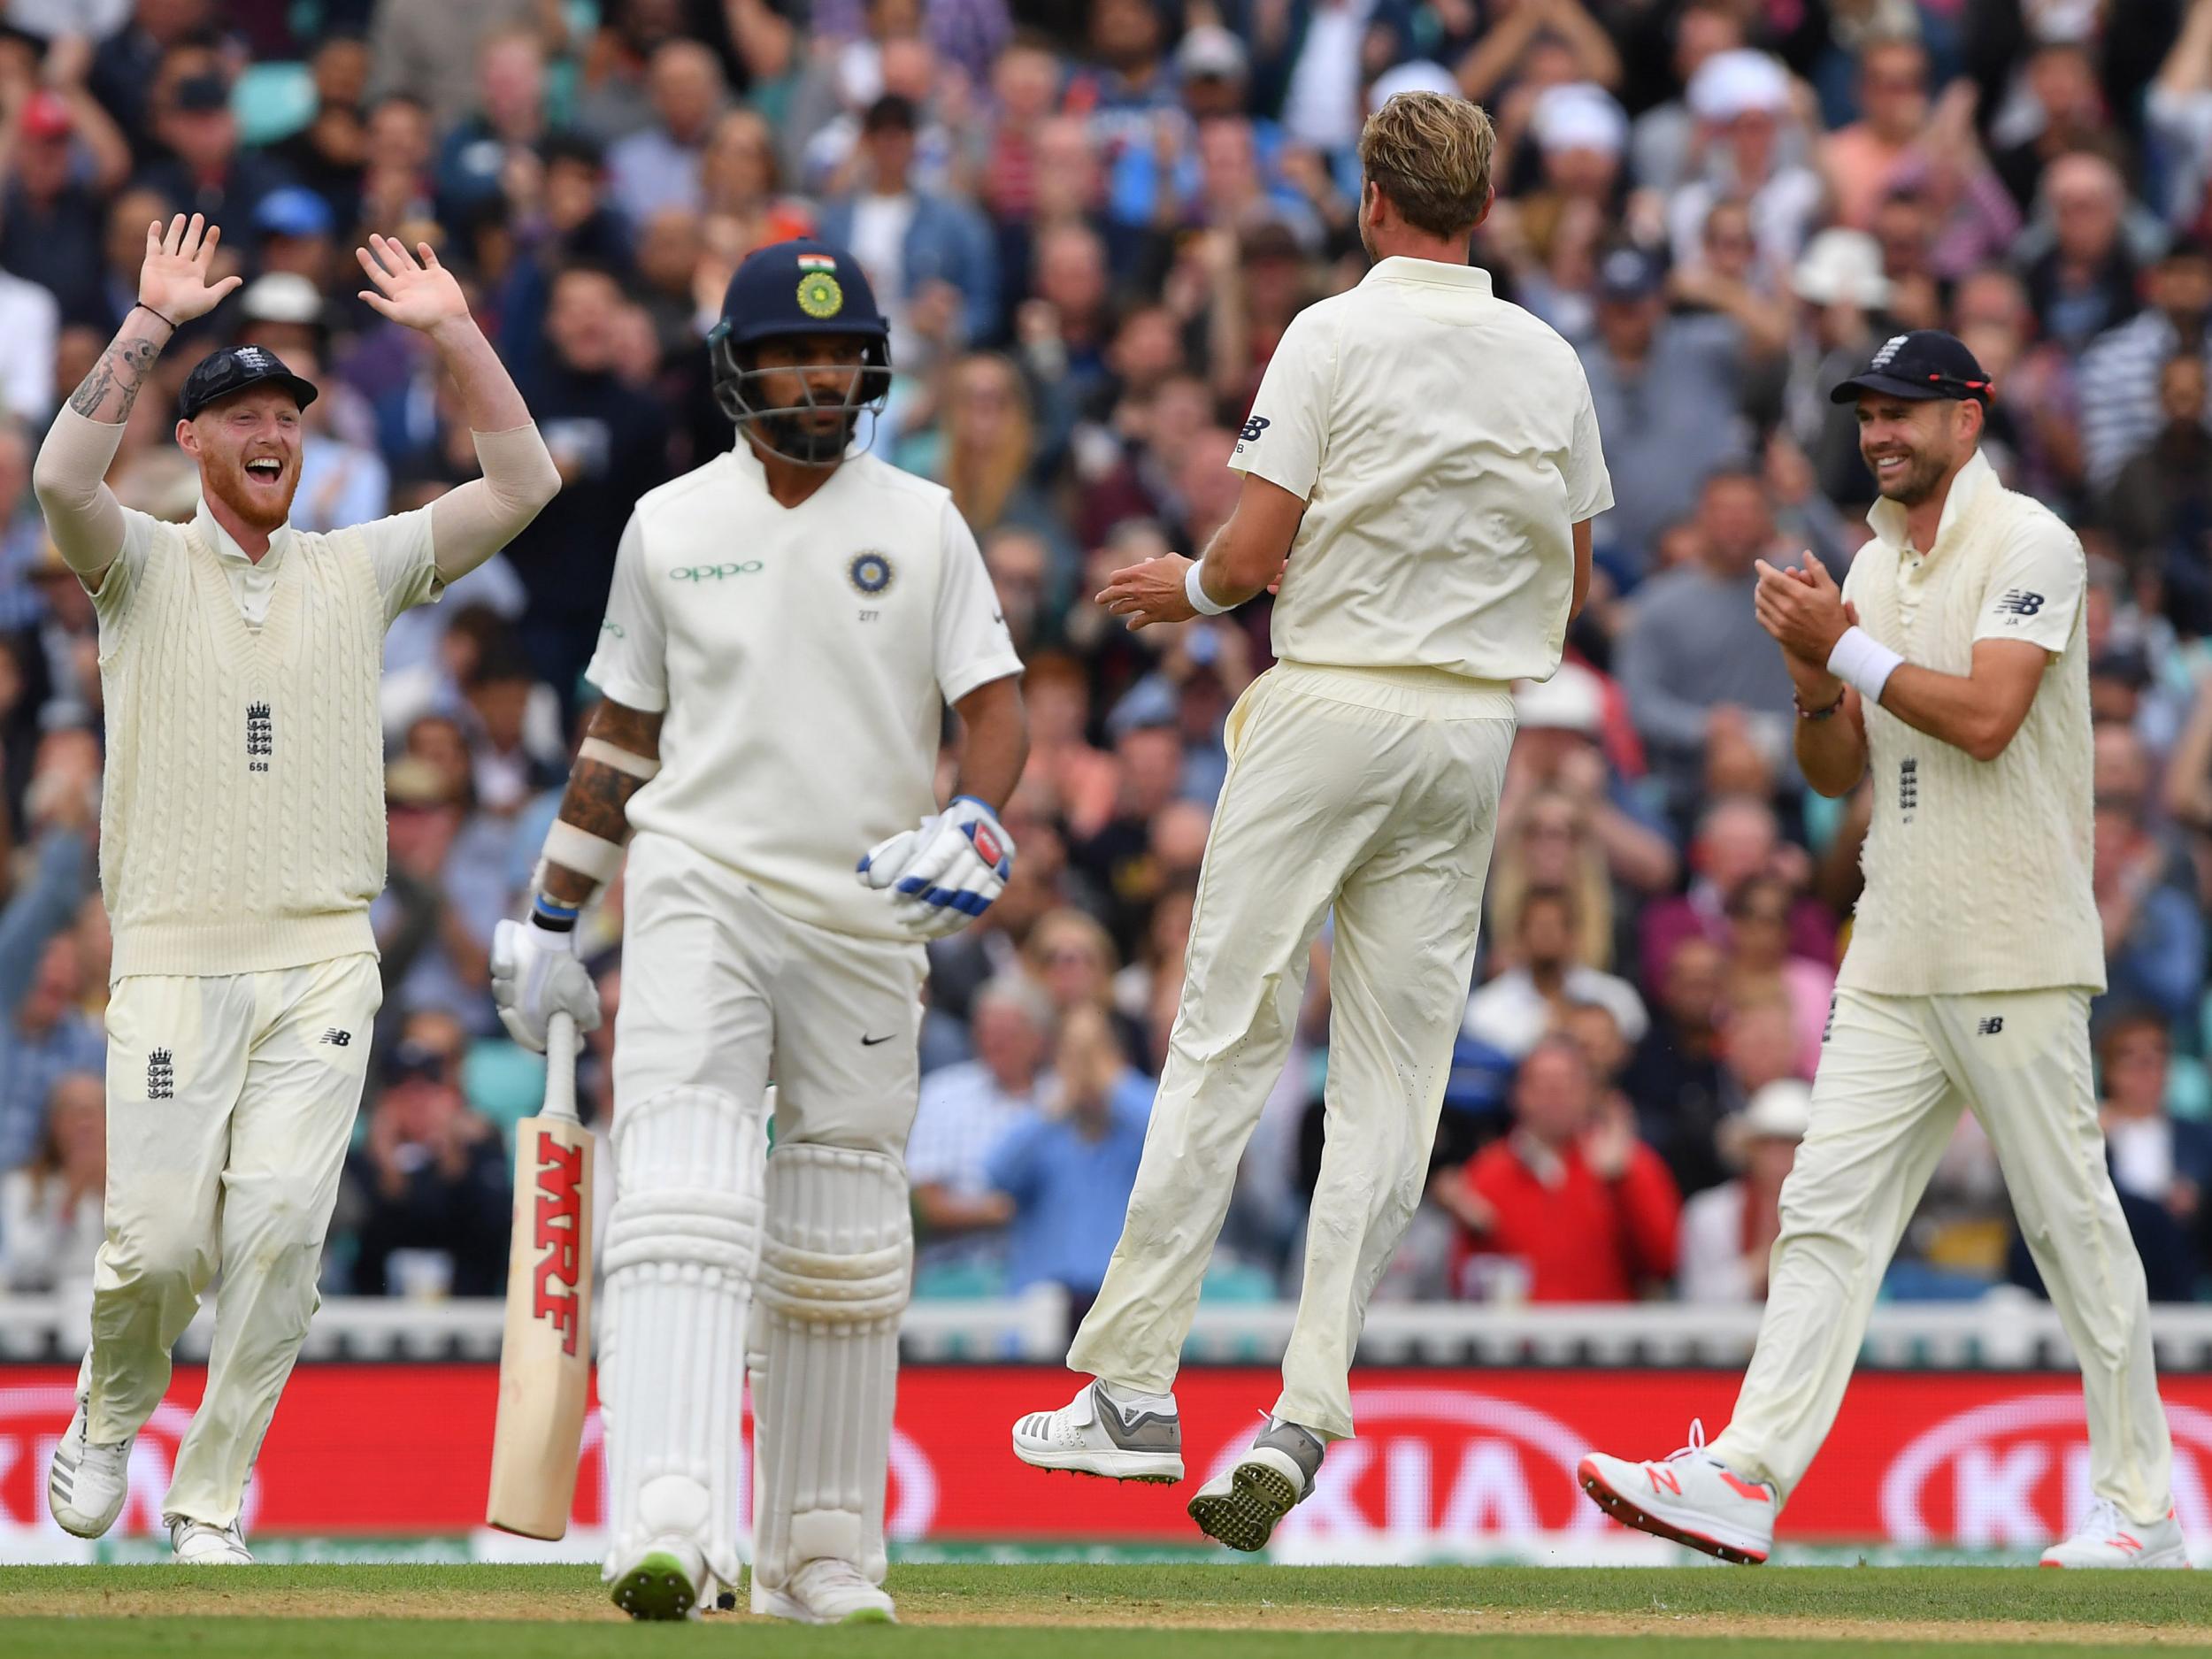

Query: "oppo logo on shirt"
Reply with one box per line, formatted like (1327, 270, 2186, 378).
(670, 562, 765, 581)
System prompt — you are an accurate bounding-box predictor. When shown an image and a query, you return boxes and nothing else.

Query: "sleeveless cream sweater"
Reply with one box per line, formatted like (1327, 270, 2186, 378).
(1839, 481, 2105, 996)
(99, 518, 386, 978)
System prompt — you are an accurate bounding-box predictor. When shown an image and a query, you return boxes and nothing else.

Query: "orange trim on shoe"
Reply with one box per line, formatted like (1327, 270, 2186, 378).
(1718, 1471, 1774, 1505)
(1576, 1457, 1770, 1567)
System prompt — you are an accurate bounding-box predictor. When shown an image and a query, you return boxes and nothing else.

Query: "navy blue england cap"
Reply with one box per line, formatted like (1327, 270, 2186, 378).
(179, 344, 319, 420)
(1830, 329, 1993, 406)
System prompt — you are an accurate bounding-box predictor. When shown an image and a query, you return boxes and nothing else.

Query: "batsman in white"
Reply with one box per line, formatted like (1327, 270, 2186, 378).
(489, 239, 1026, 1623)
(1010, 90, 1611, 1552)
(34, 215, 559, 1562)
(1578, 330, 2185, 1570)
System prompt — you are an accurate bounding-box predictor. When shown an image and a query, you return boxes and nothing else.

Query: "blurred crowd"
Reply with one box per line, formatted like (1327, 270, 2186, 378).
(2, 0, 2212, 1324)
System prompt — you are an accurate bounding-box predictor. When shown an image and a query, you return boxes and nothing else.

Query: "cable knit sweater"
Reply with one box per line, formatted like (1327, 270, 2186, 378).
(1839, 471, 2104, 996)
(99, 515, 387, 978)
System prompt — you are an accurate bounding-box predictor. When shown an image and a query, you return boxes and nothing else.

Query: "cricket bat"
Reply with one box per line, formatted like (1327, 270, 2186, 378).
(486, 1011, 595, 1539)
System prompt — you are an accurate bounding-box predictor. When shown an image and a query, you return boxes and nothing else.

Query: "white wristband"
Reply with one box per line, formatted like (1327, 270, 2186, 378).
(1826, 625, 1904, 705)
(1184, 559, 1232, 617)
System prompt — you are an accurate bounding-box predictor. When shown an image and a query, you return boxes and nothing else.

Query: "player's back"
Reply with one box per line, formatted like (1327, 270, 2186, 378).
(1232, 259, 1610, 684)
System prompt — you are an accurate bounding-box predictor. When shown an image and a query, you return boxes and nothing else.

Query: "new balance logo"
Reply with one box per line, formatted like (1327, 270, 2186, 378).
(1978, 1017, 2004, 1036)
(246, 701, 273, 772)
(1238, 415, 1271, 444)
(147, 1048, 174, 1100)
(1993, 589, 2045, 618)
(319, 1028, 352, 1047)
(1899, 757, 1918, 820)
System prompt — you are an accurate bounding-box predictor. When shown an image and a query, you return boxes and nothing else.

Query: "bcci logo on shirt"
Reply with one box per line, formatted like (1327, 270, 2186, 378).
(849, 551, 895, 596)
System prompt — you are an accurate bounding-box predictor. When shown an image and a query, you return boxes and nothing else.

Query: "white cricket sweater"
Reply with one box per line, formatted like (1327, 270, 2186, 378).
(98, 514, 388, 978)
(1839, 464, 2105, 996)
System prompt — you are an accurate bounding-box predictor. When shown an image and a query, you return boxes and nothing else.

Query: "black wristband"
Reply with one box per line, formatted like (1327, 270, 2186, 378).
(135, 301, 179, 330)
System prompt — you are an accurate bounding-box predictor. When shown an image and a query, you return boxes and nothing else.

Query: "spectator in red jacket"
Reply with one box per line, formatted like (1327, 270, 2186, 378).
(1439, 1035, 1682, 1302)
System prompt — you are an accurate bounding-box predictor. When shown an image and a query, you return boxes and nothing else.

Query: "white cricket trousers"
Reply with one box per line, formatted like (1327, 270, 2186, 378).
(1068, 662, 1515, 1440)
(87, 955, 380, 1525)
(1710, 987, 2175, 1522)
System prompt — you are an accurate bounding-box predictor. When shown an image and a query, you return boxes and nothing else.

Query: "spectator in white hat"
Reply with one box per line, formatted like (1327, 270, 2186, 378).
(1529, 81, 1626, 209)
(1629, 0, 1744, 194)
(1668, 49, 1821, 278)
(1676, 1079, 1810, 1302)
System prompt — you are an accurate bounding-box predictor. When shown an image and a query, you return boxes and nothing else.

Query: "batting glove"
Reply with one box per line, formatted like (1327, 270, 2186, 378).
(490, 901, 603, 1053)
(857, 795, 1017, 939)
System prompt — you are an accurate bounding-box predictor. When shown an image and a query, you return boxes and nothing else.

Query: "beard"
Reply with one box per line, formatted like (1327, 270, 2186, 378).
(1864, 442, 1951, 507)
(204, 456, 300, 532)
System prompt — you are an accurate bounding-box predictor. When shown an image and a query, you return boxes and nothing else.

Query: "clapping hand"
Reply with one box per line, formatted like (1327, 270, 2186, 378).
(1753, 551, 1855, 667)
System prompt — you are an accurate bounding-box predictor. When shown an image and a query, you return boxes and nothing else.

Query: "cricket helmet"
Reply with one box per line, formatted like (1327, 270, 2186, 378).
(708, 239, 892, 466)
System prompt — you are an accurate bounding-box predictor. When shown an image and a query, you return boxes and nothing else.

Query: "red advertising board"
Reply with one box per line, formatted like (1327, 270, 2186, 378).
(4, 1365, 2209, 1551)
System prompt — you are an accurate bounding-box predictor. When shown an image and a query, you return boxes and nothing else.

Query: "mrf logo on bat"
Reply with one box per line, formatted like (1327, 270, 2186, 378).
(531, 1140, 587, 1356)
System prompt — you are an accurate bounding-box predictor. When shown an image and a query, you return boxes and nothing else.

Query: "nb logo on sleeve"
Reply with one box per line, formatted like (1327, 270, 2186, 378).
(671, 562, 764, 582)
(1238, 415, 1271, 444)
(1993, 589, 2044, 618)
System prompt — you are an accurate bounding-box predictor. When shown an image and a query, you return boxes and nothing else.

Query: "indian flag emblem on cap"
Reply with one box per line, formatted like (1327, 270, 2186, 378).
(796, 252, 837, 272)
(797, 270, 845, 319)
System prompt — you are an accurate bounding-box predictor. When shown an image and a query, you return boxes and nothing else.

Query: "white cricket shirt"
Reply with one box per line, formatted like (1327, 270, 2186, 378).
(1839, 449, 2104, 995)
(586, 442, 1023, 941)
(1229, 257, 1612, 683)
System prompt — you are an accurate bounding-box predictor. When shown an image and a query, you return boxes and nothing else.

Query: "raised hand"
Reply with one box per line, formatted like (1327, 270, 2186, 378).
(355, 234, 471, 334)
(139, 213, 242, 326)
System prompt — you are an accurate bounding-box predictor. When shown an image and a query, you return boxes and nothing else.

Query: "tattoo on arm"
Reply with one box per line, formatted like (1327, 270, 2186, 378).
(541, 699, 664, 904)
(67, 329, 163, 422)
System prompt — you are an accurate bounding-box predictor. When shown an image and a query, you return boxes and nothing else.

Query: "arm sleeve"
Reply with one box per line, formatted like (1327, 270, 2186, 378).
(1972, 514, 2087, 656)
(1226, 306, 1335, 502)
(582, 514, 671, 713)
(933, 504, 1024, 706)
(426, 424, 563, 583)
(1563, 363, 1615, 522)
(31, 406, 133, 580)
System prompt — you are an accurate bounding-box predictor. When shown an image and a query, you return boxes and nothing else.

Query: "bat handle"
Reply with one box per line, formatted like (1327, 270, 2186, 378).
(542, 1011, 581, 1125)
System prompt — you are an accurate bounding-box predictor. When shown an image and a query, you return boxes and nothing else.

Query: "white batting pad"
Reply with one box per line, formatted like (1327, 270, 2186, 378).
(749, 1142, 911, 1592)
(599, 1085, 767, 1587)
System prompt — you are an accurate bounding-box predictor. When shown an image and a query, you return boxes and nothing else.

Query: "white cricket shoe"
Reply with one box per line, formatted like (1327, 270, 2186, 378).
(2040, 1500, 2190, 1569)
(1011, 1380, 1183, 1482)
(610, 1539, 705, 1620)
(168, 1517, 252, 1564)
(48, 1403, 131, 1539)
(751, 1559, 896, 1624)
(1187, 1417, 1326, 1553)
(1577, 1419, 1776, 1565)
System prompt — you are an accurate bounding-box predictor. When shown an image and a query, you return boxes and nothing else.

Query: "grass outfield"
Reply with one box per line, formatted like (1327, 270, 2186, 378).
(3, 1563, 2208, 1656)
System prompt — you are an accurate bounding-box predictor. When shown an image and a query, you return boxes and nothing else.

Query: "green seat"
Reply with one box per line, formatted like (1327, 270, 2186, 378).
(2168, 1054, 2211, 1123)
(464, 1039, 549, 1143)
(1197, 1261, 1277, 1303)
(234, 63, 317, 147)
(913, 1261, 1007, 1300)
